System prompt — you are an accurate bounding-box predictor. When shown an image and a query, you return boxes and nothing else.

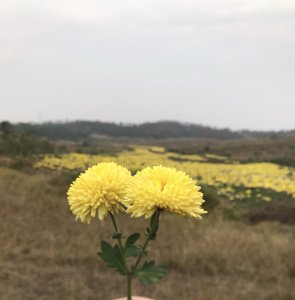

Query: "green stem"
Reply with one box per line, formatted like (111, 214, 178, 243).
(132, 209, 161, 274)
(109, 212, 130, 274)
(127, 276, 132, 300)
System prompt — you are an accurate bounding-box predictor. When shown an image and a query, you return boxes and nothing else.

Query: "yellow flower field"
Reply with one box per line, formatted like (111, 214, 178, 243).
(35, 146, 295, 200)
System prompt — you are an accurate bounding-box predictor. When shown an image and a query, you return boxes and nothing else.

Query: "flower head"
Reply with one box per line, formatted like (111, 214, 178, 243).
(124, 166, 206, 218)
(67, 162, 131, 223)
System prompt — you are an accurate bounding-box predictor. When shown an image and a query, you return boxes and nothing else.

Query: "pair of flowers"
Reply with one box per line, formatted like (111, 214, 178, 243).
(67, 162, 206, 223)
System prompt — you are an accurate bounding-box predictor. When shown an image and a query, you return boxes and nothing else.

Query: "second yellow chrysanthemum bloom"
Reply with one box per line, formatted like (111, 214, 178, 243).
(124, 166, 207, 219)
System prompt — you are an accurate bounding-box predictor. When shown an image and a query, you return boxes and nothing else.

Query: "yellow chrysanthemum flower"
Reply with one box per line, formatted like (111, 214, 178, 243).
(67, 162, 131, 223)
(124, 166, 207, 218)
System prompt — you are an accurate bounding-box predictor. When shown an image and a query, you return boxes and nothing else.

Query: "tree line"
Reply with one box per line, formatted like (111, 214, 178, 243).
(2, 120, 294, 141)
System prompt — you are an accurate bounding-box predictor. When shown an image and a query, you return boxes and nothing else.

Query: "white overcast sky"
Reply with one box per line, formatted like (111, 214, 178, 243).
(1, 0, 295, 130)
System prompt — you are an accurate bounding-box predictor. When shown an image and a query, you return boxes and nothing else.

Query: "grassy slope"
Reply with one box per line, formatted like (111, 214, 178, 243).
(1, 167, 295, 300)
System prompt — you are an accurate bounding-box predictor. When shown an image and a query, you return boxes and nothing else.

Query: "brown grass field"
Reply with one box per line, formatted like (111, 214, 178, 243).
(1, 167, 295, 300)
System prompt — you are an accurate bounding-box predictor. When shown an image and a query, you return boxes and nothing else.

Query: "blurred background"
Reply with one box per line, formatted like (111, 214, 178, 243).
(1, 1, 295, 299)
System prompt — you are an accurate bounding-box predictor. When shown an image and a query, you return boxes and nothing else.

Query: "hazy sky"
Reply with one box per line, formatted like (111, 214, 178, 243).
(1, 0, 295, 130)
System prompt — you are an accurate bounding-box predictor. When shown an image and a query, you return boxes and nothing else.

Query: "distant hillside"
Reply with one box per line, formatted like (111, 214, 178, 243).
(12, 120, 295, 141)
(14, 121, 241, 140)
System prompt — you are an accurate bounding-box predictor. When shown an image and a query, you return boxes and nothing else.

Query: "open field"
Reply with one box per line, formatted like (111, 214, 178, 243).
(1, 164, 295, 300)
(1, 128, 295, 300)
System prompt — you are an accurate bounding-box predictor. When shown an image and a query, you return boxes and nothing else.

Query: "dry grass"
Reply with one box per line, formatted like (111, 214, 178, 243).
(0, 167, 295, 300)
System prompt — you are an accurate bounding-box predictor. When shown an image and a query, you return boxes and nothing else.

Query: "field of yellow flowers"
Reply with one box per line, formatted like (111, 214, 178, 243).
(36, 145, 295, 203)
(1, 143, 295, 300)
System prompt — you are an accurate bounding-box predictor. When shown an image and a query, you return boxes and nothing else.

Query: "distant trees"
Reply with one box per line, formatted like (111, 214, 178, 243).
(9, 120, 295, 142)
(14, 121, 243, 140)
(0, 121, 54, 156)
(0, 121, 14, 138)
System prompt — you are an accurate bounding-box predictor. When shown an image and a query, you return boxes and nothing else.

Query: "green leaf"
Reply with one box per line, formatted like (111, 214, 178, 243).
(150, 212, 158, 228)
(125, 233, 140, 248)
(97, 241, 126, 275)
(125, 234, 143, 257)
(125, 245, 145, 257)
(148, 212, 159, 240)
(101, 240, 113, 252)
(135, 261, 167, 284)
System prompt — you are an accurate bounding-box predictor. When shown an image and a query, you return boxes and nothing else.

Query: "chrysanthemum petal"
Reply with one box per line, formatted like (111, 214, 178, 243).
(67, 162, 131, 223)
